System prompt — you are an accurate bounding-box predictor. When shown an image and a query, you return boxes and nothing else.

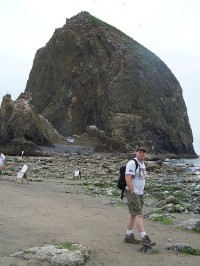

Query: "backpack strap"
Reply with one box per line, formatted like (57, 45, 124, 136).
(133, 158, 139, 171)
(121, 188, 125, 199)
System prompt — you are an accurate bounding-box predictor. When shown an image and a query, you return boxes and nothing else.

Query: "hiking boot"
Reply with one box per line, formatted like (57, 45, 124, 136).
(141, 235, 156, 246)
(124, 233, 141, 244)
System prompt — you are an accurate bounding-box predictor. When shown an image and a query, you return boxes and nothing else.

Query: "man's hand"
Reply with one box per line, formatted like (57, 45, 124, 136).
(125, 174, 134, 193)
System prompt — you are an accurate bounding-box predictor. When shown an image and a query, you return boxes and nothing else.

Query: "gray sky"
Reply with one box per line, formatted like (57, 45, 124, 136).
(0, 0, 200, 154)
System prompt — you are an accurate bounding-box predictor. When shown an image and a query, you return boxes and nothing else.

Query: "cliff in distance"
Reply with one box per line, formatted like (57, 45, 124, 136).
(23, 11, 196, 156)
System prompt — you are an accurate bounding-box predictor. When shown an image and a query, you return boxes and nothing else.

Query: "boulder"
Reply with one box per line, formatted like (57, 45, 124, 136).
(164, 196, 179, 205)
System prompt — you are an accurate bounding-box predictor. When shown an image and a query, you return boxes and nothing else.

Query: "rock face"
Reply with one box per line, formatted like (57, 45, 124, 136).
(24, 11, 195, 156)
(0, 94, 66, 154)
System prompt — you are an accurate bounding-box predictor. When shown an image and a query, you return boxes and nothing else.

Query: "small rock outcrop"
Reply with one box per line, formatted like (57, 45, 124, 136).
(87, 125, 129, 152)
(11, 243, 92, 265)
(0, 94, 66, 154)
(178, 218, 200, 230)
(165, 243, 200, 256)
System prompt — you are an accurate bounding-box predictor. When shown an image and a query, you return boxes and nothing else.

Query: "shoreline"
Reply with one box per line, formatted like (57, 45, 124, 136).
(1, 142, 199, 159)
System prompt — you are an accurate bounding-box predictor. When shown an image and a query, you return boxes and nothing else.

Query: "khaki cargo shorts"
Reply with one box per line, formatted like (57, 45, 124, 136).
(125, 190, 144, 216)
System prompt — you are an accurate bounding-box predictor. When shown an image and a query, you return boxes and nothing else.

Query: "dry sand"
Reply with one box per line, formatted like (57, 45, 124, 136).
(0, 177, 199, 266)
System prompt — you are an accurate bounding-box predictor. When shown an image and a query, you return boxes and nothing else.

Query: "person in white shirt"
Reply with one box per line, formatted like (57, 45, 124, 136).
(0, 152, 6, 174)
(124, 147, 156, 246)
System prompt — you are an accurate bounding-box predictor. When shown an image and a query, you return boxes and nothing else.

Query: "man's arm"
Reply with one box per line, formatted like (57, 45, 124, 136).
(125, 174, 134, 193)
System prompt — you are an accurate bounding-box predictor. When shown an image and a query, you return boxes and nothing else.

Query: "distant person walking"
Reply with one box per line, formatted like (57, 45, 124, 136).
(0, 151, 6, 174)
(124, 147, 156, 246)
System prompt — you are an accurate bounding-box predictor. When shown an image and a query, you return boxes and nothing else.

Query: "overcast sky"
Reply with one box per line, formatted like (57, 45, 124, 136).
(0, 0, 200, 154)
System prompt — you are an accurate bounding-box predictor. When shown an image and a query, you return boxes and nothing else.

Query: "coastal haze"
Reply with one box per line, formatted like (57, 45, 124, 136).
(0, 0, 200, 155)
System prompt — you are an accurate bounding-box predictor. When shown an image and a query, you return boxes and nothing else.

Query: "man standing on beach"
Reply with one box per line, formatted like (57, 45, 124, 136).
(124, 147, 156, 246)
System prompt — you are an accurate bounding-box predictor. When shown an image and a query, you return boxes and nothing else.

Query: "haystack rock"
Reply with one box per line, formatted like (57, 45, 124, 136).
(21, 12, 196, 156)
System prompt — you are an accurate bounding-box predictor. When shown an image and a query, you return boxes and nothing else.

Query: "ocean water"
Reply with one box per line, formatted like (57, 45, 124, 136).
(168, 157, 200, 178)
(177, 157, 200, 167)
(167, 156, 199, 165)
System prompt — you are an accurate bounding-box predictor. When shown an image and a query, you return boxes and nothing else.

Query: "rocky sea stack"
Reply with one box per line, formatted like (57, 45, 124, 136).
(0, 12, 197, 157)
(0, 94, 66, 155)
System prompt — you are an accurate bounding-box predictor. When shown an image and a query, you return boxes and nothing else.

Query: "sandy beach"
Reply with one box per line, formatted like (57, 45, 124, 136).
(0, 172, 200, 266)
